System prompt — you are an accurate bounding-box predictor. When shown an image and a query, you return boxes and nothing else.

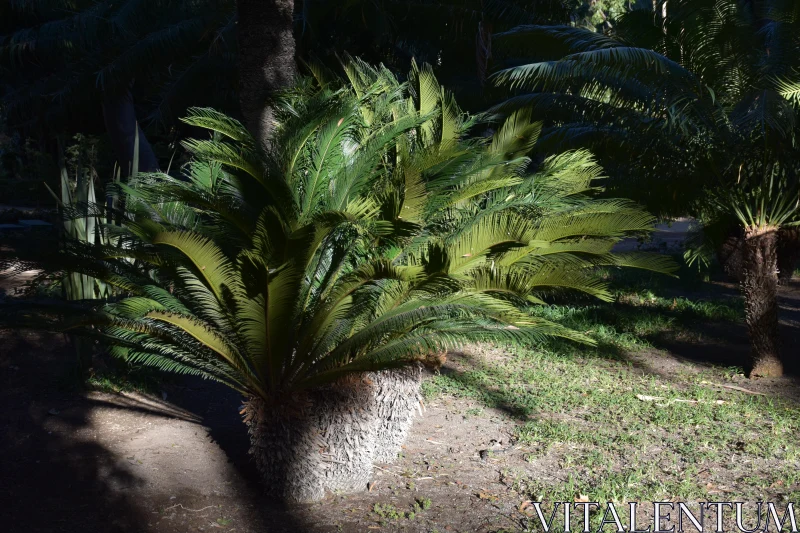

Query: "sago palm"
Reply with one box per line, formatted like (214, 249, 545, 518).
(3, 61, 672, 501)
(492, 0, 800, 376)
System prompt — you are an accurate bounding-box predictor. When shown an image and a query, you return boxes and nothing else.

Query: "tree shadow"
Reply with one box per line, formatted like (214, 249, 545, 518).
(601, 266, 800, 375)
(0, 327, 315, 533)
(432, 277, 800, 422)
(0, 328, 148, 533)
(162, 376, 320, 532)
(639, 290, 800, 377)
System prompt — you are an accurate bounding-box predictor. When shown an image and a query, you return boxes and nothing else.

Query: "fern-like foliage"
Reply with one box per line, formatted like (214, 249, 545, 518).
(3, 60, 672, 403)
(493, 0, 800, 233)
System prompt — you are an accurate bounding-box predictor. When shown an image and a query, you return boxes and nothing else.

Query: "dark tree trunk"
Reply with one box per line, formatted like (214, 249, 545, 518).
(236, 0, 297, 148)
(740, 227, 783, 377)
(777, 227, 800, 285)
(102, 88, 159, 176)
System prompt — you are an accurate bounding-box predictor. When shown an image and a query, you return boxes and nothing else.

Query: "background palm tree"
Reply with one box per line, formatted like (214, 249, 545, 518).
(491, 0, 800, 376)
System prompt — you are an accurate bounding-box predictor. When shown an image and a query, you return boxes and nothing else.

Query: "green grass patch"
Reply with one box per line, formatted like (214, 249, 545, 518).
(372, 498, 432, 523)
(85, 362, 165, 394)
(423, 279, 798, 508)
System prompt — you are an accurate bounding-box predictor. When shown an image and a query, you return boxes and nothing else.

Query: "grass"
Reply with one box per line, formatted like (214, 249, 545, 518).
(372, 498, 433, 523)
(85, 361, 166, 394)
(421, 272, 800, 526)
(480, 263, 748, 365)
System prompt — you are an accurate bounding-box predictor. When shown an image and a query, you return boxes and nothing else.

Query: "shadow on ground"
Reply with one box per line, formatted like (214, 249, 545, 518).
(164, 376, 320, 532)
(0, 328, 147, 533)
(643, 281, 800, 377)
(433, 277, 800, 422)
(0, 327, 316, 533)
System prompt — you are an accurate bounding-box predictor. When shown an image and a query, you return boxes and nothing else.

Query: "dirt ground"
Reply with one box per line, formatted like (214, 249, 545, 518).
(0, 323, 539, 533)
(2, 225, 800, 533)
(2, 291, 800, 533)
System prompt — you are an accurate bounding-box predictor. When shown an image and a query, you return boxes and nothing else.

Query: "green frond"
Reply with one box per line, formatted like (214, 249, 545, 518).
(11, 59, 672, 405)
(776, 75, 800, 105)
(151, 230, 244, 303)
(145, 311, 245, 369)
(181, 107, 255, 144)
(490, 109, 542, 159)
(180, 138, 262, 182)
(603, 252, 678, 275)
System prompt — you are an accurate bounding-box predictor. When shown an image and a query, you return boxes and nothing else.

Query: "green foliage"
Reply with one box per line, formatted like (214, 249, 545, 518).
(42, 132, 126, 372)
(7, 61, 670, 404)
(493, 0, 800, 238)
(372, 498, 432, 521)
(45, 132, 133, 301)
(570, 0, 647, 31)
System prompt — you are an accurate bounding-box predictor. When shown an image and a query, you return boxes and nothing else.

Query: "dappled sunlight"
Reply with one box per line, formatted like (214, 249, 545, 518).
(423, 340, 800, 509)
(0, 265, 41, 298)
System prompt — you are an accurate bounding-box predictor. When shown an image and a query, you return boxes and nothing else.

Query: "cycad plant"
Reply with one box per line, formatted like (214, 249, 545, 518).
(492, 0, 800, 376)
(5, 61, 671, 501)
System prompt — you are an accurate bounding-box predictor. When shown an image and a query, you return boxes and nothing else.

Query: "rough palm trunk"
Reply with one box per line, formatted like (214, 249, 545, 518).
(242, 376, 378, 503)
(370, 364, 424, 464)
(741, 226, 783, 377)
(241, 366, 425, 502)
(718, 227, 744, 282)
(777, 227, 800, 285)
(236, 0, 296, 148)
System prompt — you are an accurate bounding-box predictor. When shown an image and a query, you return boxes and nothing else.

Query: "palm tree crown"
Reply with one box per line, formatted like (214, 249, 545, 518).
(492, 0, 800, 376)
(493, 0, 800, 217)
(4, 60, 672, 402)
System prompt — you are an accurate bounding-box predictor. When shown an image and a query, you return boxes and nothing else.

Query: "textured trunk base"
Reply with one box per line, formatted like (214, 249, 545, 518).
(369, 364, 424, 464)
(750, 357, 784, 378)
(777, 228, 800, 285)
(242, 376, 378, 503)
(741, 227, 783, 378)
(242, 396, 325, 502)
(242, 367, 424, 502)
(718, 229, 744, 282)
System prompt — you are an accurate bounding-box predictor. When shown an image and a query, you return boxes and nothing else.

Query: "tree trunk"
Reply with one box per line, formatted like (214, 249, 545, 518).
(242, 375, 378, 503)
(241, 366, 425, 502)
(236, 0, 297, 148)
(370, 364, 424, 464)
(777, 227, 800, 285)
(740, 226, 783, 377)
(102, 87, 159, 176)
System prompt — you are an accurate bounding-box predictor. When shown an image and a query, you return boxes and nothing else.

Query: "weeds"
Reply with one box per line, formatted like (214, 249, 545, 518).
(372, 498, 433, 522)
